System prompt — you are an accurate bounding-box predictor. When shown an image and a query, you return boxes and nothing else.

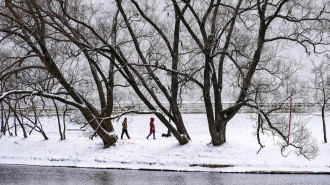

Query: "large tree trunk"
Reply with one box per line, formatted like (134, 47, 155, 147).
(203, 54, 226, 146)
(80, 108, 117, 148)
(155, 112, 189, 145)
(208, 117, 227, 146)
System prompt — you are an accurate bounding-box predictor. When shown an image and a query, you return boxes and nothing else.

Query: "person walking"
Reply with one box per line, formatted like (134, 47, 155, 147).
(121, 118, 131, 139)
(147, 117, 156, 139)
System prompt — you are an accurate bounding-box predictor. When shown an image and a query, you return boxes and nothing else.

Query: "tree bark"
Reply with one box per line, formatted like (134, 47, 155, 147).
(322, 105, 327, 143)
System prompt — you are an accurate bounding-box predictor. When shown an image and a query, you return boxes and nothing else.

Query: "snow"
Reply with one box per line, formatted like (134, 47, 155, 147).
(0, 113, 329, 173)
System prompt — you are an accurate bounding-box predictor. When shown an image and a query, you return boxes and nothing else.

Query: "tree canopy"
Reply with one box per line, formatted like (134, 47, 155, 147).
(1, 0, 329, 159)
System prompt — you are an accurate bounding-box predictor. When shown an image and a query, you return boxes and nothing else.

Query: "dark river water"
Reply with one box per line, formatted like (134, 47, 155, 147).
(0, 164, 329, 185)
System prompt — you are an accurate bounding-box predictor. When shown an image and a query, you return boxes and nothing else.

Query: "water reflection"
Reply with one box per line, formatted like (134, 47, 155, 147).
(0, 164, 329, 185)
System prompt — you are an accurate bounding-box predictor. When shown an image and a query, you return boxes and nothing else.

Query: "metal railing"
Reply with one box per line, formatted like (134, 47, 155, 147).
(2, 102, 325, 116)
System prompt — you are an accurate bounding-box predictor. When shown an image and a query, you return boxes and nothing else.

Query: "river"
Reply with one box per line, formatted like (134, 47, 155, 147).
(0, 164, 329, 185)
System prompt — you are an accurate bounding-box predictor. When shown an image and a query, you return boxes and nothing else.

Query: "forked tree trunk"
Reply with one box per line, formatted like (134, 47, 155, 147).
(209, 119, 227, 146)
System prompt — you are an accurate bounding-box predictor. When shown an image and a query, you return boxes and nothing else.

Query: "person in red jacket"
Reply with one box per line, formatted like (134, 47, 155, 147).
(146, 117, 156, 139)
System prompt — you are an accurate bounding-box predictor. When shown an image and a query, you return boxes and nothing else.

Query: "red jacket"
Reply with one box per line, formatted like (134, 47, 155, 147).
(150, 121, 155, 133)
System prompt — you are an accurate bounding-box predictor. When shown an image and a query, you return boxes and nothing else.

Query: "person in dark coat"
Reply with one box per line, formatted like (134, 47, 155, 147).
(121, 118, 131, 139)
(146, 117, 156, 139)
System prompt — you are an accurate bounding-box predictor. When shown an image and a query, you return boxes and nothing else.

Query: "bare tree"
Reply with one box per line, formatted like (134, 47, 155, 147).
(0, 0, 117, 147)
(0, 45, 62, 138)
(0, 0, 328, 159)
(245, 73, 319, 159)
(113, 0, 191, 143)
(23, 0, 193, 144)
(169, 0, 328, 159)
(311, 57, 330, 143)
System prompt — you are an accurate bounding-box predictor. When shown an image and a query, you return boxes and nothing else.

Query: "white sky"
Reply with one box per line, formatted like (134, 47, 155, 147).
(0, 113, 329, 173)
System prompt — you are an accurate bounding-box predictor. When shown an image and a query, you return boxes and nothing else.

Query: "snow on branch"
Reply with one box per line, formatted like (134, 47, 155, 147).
(0, 90, 86, 110)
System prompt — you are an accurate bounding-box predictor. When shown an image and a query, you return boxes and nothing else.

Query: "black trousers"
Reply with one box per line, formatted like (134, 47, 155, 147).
(121, 129, 130, 139)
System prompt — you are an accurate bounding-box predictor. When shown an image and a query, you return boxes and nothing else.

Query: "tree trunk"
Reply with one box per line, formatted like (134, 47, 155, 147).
(322, 105, 327, 143)
(4, 106, 11, 136)
(62, 106, 67, 140)
(16, 101, 27, 138)
(210, 118, 227, 146)
(0, 101, 3, 134)
(14, 116, 17, 136)
(154, 112, 188, 145)
(53, 100, 64, 140)
(80, 108, 117, 148)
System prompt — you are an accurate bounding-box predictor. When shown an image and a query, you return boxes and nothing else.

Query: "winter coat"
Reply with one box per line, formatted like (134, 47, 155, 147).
(149, 121, 155, 133)
(122, 120, 128, 129)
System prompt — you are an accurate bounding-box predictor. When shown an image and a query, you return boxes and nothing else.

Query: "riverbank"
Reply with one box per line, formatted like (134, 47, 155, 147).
(0, 114, 329, 173)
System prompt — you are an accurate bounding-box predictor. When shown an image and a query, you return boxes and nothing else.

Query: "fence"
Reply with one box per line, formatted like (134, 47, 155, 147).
(2, 102, 325, 116)
(112, 102, 322, 114)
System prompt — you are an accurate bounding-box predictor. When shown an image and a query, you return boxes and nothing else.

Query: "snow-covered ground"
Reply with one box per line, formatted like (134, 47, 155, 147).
(0, 113, 329, 173)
